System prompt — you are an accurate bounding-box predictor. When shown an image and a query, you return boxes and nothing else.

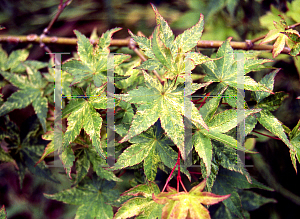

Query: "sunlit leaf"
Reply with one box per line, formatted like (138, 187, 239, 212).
(153, 179, 230, 219)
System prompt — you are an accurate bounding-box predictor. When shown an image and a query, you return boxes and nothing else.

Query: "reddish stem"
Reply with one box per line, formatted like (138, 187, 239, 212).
(161, 150, 187, 193)
(188, 171, 202, 175)
(198, 92, 210, 109)
(162, 160, 178, 193)
(253, 130, 281, 140)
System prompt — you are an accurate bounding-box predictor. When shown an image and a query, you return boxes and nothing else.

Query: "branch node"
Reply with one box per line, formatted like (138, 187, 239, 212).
(27, 34, 38, 41)
(245, 40, 253, 50)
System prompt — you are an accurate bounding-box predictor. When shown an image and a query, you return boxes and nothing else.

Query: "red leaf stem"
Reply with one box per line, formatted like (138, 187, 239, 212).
(253, 130, 281, 140)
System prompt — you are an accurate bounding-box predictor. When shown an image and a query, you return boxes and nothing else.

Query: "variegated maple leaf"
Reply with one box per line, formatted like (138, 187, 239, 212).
(259, 15, 298, 58)
(115, 71, 211, 160)
(152, 178, 230, 219)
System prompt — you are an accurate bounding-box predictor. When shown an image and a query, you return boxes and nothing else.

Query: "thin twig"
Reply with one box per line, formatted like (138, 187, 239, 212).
(0, 35, 292, 54)
(39, 0, 72, 60)
(250, 35, 266, 44)
(176, 150, 187, 192)
(162, 161, 178, 193)
(286, 22, 300, 30)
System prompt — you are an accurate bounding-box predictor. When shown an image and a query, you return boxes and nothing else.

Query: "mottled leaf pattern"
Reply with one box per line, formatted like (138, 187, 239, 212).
(201, 38, 273, 92)
(114, 182, 163, 219)
(116, 71, 208, 160)
(45, 177, 119, 219)
(63, 29, 130, 87)
(0, 4, 293, 219)
(153, 179, 230, 219)
(114, 125, 191, 181)
(62, 90, 107, 159)
(0, 205, 7, 219)
(0, 66, 49, 132)
(257, 110, 293, 150)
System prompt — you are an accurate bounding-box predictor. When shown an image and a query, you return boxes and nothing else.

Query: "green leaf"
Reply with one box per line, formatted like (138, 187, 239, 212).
(0, 66, 49, 131)
(281, 31, 300, 43)
(212, 168, 273, 218)
(59, 146, 75, 178)
(214, 143, 251, 183)
(45, 177, 119, 219)
(32, 96, 47, 132)
(114, 182, 163, 219)
(208, 109, 261, 133)
(255, 69, 279, 102)
(172, 13, 204, 54)
(152, 26, 172, 70)
(259, 29, 280, 45)
(74, 149, 90, 185)
(63, 29, 130, 87)
(62, 90, 107, 158)
(0, 146, 16, 165)
(193, 131, 212, 176)
(2, 117, 58, 187)
(6, 48, 29, 72)
(116, 71, 209, 160)
(74, 30, 94, 65)
(151, 4, 174, 49)
(144, 146, 160, 181)
(239, 190, 276, 211)
(0, 45, 8, 71)
(128, 30, 155, 59)
(0, 205, 7, 219)
(244, 59, 273, 74)
(0, 88, 40, 116)
(290, 119, 300, 139)
(114, 124, 191, 181)
(36, 131, 55, 165)
(290, 42, 300, 56)
(87, 148, 122, 182)
(201, 39, 273, 93)
(257, 110, 293, 150)
(256, 92, 288, 111)
(212, 190, 276, 218)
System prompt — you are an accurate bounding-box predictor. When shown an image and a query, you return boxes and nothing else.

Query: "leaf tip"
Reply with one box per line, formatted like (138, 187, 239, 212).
(150, 3, 157, 11)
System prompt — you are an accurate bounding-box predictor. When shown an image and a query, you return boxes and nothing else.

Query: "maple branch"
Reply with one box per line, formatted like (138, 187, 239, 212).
(42, 0, 73, 36)
(250, 35, 266, 44)
(39, 0, 72, 61)
(0, 35, 292, 54)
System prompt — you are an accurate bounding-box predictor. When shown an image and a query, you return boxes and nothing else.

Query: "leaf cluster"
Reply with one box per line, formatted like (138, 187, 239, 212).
(1, 3, 299, 219)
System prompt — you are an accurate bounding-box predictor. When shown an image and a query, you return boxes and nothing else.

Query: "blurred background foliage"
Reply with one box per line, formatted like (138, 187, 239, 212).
(0, 0, 300, 218)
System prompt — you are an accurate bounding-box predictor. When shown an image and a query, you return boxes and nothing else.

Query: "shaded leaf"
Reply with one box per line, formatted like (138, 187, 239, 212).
(45, 177, 119, 219)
